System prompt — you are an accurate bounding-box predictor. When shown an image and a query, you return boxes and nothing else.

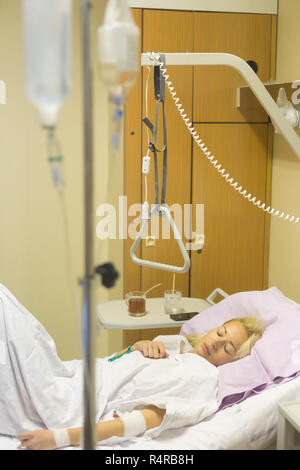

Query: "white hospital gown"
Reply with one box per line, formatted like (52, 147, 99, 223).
(98, 335, 219, 439)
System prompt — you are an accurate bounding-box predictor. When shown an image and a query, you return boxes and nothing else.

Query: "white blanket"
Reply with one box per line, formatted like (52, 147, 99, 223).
(0, 284, 219, 440)
(0, 284, 106, 436)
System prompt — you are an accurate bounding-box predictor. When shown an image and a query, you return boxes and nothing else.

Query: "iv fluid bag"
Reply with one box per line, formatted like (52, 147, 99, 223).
(98, 0, 139, 101)
(22, 0, 72, 127)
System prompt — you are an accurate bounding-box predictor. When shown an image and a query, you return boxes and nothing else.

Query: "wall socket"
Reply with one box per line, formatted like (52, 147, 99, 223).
(193, 234, 205, 251)
(195, 234, 205, 247)
(145, 236, 156, 247)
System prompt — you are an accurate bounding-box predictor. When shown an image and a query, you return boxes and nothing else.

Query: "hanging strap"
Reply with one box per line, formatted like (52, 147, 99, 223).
(143, 99, 167, 205)
(142, 53, 167, 206)
(161, 100, 167, 205)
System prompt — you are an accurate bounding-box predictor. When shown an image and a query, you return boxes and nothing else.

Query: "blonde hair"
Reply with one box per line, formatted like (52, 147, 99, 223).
(185, 316, 265, 361)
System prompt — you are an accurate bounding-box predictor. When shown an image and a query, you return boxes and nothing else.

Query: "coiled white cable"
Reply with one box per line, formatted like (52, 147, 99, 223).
(147, 52, 300, 226)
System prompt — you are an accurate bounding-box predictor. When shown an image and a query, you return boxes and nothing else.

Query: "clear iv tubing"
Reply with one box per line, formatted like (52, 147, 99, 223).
(147, 52, 300, 226)
(46, 130, 83, 348)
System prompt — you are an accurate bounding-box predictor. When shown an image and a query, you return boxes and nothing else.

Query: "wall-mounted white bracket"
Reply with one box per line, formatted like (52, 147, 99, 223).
(273, 87, 300, 133)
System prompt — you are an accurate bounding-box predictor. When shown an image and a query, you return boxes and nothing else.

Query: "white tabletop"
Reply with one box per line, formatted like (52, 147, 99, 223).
(96, 297, 210, 330)
(278, 402, 300, 433)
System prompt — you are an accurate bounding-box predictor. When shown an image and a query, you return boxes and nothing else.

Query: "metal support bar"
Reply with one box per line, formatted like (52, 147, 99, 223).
(130, 205, 191, 273)
(141, 52, 300, 161)
(81, 0, 96, 450)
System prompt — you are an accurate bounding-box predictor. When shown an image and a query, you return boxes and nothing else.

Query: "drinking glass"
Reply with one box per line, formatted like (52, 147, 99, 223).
(125, 291, 147, 317)
(164, 290, 183, 315)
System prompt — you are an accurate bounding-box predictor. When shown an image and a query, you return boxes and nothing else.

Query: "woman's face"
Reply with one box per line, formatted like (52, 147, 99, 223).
(194, 320, 248, 366)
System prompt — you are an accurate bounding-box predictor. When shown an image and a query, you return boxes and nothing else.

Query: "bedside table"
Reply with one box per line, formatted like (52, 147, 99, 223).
(96, 297, 210, 330)
(277, 402, 300, 450)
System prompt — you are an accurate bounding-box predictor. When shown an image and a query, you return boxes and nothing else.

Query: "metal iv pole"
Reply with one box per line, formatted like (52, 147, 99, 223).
(81, 0, 96, 450)
(80, 0, 120, 450)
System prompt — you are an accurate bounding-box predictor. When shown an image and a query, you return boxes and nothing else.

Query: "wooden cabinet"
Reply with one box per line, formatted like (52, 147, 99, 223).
(123, 9, 275, 346)
(193, 12, 272, 123)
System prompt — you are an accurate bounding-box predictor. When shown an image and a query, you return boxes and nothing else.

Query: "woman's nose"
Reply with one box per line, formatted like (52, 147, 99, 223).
(214, 338, 225, 350)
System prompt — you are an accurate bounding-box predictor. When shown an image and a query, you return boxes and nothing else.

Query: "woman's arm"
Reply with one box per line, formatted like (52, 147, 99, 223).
(111, 340, 151, 358)
(133, 340, 169, 358)
(17, 406, 166, 450)
(112, 340, 168, 359)
(69, 405, 165, 445)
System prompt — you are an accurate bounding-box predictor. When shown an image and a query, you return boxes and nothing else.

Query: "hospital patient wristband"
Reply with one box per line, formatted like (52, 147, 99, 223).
(122, 410, 147, 438)
(53, 429, 71, 449)
(108, 345, 133, 362)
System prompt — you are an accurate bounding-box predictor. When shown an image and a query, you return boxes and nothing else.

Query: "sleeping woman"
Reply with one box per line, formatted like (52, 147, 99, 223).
(16, 316, 264, 450)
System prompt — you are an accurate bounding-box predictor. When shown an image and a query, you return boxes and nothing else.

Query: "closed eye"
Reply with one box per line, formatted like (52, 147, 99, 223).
(224, 325, 237, 354)
(218, 325, 236, 355)
(224, 343, 235, 355)
(217, 326, 226, 337)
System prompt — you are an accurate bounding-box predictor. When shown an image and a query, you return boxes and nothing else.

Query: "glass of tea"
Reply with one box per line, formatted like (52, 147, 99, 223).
(125, 291, 147, 317)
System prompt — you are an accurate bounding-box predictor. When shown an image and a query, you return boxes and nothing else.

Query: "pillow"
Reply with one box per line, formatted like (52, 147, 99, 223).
(180, 287, 300, 409)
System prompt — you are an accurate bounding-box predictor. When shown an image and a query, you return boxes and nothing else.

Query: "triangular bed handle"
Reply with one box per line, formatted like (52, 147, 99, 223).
(130, 205, 191, 274)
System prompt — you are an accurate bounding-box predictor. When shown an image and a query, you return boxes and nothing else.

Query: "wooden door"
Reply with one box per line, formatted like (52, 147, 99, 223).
(123, 9, 275, 348)
(124, 8, 142, 299)
(124, 10, 194, 344)
(190, 123, 272, 298)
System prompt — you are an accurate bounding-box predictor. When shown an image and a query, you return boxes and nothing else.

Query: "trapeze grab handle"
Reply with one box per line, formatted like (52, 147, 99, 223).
(130, 241, 191, 273)
(130, 205, 191, 274)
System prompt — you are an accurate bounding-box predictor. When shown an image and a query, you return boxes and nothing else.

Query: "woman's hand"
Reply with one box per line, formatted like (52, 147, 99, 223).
(132, 340, 169, 359)
(17, 430, 57, 450)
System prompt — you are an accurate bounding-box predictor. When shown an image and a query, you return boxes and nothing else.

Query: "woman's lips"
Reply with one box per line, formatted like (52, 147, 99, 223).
(203, 342, 210, 355)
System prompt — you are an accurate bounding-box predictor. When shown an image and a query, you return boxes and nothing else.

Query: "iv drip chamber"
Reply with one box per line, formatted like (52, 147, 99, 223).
(98, 0, 140, 101)
(22, 0, 72, 128)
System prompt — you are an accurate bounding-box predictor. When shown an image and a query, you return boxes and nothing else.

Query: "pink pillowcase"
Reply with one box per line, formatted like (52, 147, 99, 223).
(180, 287, 300, 408)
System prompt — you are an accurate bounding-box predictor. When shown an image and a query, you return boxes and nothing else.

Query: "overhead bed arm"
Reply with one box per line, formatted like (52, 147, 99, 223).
(141, 52, 300, 161)
(132, 52, 300, 274)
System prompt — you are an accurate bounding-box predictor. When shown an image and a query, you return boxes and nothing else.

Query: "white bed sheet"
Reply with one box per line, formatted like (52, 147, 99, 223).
(1, 375, 299, 451)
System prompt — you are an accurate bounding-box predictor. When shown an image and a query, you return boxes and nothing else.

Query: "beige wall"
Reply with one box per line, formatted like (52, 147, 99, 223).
(0, 0, 123, 360)
(269, 0, 300, 301)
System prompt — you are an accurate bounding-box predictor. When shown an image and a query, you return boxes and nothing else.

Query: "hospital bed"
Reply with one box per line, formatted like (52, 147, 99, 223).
(1, 283, 300, 451)
(1, 372, 299, 450)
